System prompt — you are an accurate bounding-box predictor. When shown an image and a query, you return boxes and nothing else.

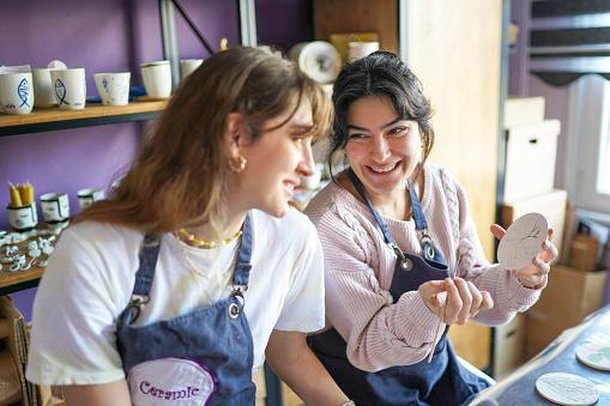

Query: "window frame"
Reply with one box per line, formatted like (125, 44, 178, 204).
(565, 74, 610, 214)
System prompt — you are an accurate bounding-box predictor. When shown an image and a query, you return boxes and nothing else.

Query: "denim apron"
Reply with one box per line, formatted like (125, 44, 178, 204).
(116, 214, 256, 405)
(308, 171, 490, 405)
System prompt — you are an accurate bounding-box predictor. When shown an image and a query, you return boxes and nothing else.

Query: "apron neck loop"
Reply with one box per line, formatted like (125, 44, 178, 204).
(347, 169, 443, 264)
(232, 213, 253, 294)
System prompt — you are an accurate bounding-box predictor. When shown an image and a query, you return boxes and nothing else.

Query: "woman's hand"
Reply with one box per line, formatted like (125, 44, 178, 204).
(418, 278, 494, 325)
(491, 224, 559, 289)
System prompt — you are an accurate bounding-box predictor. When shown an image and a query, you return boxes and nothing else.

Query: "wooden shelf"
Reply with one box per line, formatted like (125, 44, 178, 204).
(0, 100, 168, 137)
(0, 266, 44, 295)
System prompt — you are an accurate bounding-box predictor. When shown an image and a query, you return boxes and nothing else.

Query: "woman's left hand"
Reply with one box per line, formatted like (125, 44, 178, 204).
(490, 224, 559, 289)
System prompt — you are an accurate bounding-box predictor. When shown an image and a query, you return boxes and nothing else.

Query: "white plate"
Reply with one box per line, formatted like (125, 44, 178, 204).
(497, 212, 548, 269)
(576, 342, 610, 371)
(535, 372, 599, 406)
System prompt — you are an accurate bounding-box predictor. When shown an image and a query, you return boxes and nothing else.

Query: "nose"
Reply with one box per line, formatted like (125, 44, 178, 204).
(297, 141, 315, 176)
(370, 133, 391, 161)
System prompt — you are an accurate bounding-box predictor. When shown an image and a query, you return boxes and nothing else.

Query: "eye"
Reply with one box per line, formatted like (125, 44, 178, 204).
(387, 126, 408, 137)
(348, 133, 370, 142)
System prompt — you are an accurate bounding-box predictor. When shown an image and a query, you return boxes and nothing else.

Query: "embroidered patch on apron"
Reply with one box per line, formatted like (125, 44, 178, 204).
(128, 357, 216, 405)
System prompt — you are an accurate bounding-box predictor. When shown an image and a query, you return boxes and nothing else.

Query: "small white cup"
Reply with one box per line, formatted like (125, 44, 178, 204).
(179, 58, 203, 81)
(347, 41, 380, 62)
(6, 203, 38, 232)
(40, 192, 70, 223)
(94, 72, 131, 106)
(141, 61, 171, 99)
(0, 72, 34, 115)
(0, 64, 31, 74)
(32, 68, 58, 108)
(77, 188, 105, 210)
(50, 68, 86, 110)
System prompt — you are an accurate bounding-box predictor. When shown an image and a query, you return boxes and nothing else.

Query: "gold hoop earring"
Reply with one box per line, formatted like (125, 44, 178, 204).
(228, 155, 247, 173)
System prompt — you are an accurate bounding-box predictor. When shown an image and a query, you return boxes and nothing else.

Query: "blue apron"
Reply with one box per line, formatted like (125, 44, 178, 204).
(308, 171, 490, 405)
(116, 214, 256, 405)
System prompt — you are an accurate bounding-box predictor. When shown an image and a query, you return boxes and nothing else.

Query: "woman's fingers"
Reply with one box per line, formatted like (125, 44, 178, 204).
(419, 278, 495, 324)
(452, 278, 473, 324)
(489, 224, 506, 241)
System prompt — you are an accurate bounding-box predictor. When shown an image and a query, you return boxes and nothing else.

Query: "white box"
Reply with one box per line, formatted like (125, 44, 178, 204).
(503, 119, 560, 202)
(493, 313, 524, 379)
(504, 96, 546, 129)
(501, 189, 568, 258)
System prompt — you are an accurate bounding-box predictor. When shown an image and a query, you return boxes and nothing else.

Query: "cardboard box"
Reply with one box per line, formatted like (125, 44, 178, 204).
(503, 119, 560, 202)
(493, 313, 524, 379)
(504, 97, 545, 129)
(568, 234, 600, 272)
(501, 189, 568, 258)
(524, 265, 607, 358)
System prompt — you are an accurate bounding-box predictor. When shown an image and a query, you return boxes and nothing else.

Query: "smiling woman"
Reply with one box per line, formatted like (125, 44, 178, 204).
(305, 51, 559, 405)
(24, 47, 350, 406)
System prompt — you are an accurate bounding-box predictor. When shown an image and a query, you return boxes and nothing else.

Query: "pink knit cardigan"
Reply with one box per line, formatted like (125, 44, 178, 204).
(305, 164, 541, 372)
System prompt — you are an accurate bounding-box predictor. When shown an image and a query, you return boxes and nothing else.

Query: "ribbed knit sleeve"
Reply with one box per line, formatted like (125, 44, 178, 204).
(445, 170, 542, 325)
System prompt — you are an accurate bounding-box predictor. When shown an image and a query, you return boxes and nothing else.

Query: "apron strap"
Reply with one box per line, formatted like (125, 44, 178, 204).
(347, 169, 445, 265)
(232, 213, 253, 292)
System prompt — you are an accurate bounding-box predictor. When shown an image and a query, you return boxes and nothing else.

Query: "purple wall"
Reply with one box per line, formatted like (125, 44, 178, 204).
(1, 0, 312, 319)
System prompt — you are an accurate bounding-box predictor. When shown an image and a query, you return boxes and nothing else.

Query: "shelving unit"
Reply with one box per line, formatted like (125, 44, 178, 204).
(0, 267, 44, 296)
(0, 100, 167, 137)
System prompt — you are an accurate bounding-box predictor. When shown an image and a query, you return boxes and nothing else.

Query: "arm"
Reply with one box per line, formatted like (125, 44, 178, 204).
(315, 207, 440, 371)
(265, 330, 349, 406)
(63, 380, 131, 406)
(450, 178, 553, 324)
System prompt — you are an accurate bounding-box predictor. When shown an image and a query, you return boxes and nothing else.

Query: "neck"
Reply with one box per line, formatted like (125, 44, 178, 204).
(187, 210, 247, 243)
(340, 171, 423, 220)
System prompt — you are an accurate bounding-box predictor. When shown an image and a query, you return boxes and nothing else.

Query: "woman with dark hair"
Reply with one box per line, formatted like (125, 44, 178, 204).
(305, 51, 558, 405)
(26, 47, 351, 406)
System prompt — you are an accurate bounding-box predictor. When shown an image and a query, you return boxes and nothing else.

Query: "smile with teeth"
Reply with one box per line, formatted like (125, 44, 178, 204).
(367, 161, 400, 173)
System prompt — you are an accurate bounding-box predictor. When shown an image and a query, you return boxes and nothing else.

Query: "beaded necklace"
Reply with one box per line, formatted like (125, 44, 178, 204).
(174, 228, 243, 249)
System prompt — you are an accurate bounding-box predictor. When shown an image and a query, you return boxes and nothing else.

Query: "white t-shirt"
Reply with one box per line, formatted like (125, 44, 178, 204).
(26, 208, 325, 386)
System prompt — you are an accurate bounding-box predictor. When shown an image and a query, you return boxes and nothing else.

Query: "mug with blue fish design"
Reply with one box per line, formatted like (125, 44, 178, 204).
(0, 71, 34, 115)
(50, 68, 86, 110)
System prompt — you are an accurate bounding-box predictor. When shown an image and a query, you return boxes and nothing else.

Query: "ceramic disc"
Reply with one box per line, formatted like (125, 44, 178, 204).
(535, 372, 599, 406)
(497, 212, 548, 269)
(576, 342, 610, 371)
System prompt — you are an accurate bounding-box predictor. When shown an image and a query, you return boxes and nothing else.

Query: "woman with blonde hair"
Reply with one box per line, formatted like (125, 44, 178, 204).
(27, 47, 351, 406)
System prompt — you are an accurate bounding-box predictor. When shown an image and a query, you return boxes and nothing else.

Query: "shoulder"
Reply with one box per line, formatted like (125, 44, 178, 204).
(251, 208, 318, 247)
(55, 221, 143, 263)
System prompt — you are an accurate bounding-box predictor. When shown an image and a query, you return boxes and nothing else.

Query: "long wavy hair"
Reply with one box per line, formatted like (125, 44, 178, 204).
(327, 51, 434, 179)
(77, 47, 332, 233)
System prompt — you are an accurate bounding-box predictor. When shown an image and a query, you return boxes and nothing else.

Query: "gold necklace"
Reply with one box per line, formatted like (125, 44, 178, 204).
(174, 228, 243, 249)
(174, 236, 237, 283)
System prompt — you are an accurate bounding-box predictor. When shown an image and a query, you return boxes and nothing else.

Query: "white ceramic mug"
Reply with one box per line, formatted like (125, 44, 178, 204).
(40, 192, 70, 223)
(179, 58, 203, 81)
(141, 61, 171, 99)
(77, 187, 105, 210)
(0, 72, 34, 115)
(50, 68, 86, 110)
(94, 72, 131, 106)
(32, 68, 58, 108)
(6, 203, 38, 231)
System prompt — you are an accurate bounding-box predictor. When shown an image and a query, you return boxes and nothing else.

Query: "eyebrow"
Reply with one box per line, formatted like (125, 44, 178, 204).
(347, 117, 403, 132)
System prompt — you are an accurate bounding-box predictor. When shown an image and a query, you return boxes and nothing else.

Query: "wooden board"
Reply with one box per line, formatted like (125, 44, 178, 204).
(313, 0, 398, 53)
(0, 100, 167, 128)
(405, 0, 503, 369)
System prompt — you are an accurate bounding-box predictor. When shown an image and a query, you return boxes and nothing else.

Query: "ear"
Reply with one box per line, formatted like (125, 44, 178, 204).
(225, 112, 246, 159)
